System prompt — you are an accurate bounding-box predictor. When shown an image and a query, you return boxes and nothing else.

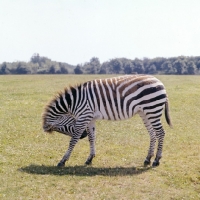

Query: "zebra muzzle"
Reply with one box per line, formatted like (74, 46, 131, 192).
(43, 124, 53, 133)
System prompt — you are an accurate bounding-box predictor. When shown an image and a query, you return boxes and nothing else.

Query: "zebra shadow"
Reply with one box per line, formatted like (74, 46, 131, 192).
(19, 164, 151, 176)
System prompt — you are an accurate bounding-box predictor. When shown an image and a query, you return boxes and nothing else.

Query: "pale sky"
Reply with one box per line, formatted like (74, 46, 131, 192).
(1, 0, 200, 65)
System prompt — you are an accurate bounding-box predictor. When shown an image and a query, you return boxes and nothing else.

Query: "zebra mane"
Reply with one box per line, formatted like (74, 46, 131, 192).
(42, 83, 82, 124)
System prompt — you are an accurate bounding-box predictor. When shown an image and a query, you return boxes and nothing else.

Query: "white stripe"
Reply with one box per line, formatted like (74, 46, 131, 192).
(90, 81, 99, 111)
(95, 80, 108, 119)
(128, 90, 166, 117)
(73, 87, 79, 110)
(100, 79, 115, 120)
(57, 98, 65, 112)
(124, 82, 164, 108)
(50, 102, 61, 113)
(116, 85, 125, 119)
(122, 77, 157, 97)
(62, 93, 69, 111)
(144, 105, 164, 115)
(68, 90, 73, 112)
(106, 79, 119, 120)
(86, 82, 94, 110)
(75, 87, 87, 116)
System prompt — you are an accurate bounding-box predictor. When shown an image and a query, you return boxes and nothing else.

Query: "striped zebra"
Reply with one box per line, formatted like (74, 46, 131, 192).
(42, 74, 172, 167)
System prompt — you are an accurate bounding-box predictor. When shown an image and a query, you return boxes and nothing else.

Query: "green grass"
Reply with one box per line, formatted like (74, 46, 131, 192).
(0, 75, 200, 200)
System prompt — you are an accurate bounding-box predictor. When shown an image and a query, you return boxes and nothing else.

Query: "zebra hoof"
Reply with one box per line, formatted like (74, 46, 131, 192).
(57, 162, 65, 167)
(152, 161, 160, 167)
(144, 160, 151, 166)
(85, 160, 92, 165)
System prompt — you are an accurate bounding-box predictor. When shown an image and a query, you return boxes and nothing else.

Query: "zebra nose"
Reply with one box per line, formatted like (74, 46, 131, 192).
(43, 124, 53, 132)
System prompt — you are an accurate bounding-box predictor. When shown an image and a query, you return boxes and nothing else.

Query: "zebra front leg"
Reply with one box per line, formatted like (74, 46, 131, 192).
(85, 121, 96, 165)
(152, 127, 165, 167)
(58, 115, 94, 167)
(57, 136, 79, 167)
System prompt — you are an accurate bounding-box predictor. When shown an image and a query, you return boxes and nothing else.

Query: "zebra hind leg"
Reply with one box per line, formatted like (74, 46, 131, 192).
(85, 121, 96, 165)
(139, 112, 156, 166)
(144, 127, 157, 166)
(152, 125, 165, 167)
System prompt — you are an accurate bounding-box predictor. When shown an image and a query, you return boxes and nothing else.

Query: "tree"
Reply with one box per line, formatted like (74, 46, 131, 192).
(0, 62, 8, 74)
(48, 65, 56, 74)
(99, 61, 109, 74)
(124, 61, 134, 74)
(161, 61, 174, 74)
(89, 57, 101, 74)
(173, 59, 186, 75)
(81, 57, 101, 74)
(74, 65, 83, 74)
(133, 59, 144, 74)
(196, 60, 200, 71)
(82, 62, 91, 74)
(186, 61, 197, 75)
(31, 53, 40, 63)
(16, 62, 31, 74)
(110, 59, 122, 74)
(148, 64, 157, 74)
(30, 53, 51, 68)
(60, 65, 69, 74)
(150, 57, 166, 71)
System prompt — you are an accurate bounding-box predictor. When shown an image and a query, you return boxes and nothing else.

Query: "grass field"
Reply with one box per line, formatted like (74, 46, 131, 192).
(0, 75, 200, 200)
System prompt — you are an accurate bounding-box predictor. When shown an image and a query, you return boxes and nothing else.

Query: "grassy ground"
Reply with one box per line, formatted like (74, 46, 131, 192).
(0, 75, 200, 200)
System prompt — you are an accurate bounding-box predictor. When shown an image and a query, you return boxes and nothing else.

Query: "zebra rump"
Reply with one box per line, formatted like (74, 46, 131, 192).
(42, 74, 172, 167)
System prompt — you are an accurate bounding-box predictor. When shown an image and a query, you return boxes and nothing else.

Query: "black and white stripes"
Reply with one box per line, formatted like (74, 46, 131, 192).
(43, 74, 172, 167)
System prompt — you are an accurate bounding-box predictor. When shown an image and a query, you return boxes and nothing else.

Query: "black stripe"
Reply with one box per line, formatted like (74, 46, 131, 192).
(151, 119, 161, 125)
(59, 95, 68, 112)
(93, 81, 100, 110)
(55, 100, 64, 113)
(71, 87, 77, 112)
(138, 94, 166, 106)
(103, 82, 116, 120)
(132, 94, 166, 113)
(86, 81, 95, 109)
(47, 109, 61, 117)
(49, 106, 59, 114)
(146, 108, 163, 115)
(143, 102, 165, 111)
(76, 85, 85, 107)
(65, 92, 71, 110)
(135, 84, 164, 100)
(126, 85, 165, 111)
(98, 84, 106, 107)
(148, 113, 162, 120)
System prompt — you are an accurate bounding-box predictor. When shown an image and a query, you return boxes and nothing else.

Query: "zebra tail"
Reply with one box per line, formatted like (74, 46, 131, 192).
(165, 99, 173, 128)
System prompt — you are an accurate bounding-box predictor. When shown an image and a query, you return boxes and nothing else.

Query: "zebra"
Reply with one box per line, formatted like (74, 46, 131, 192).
(42, 74, 172, 167)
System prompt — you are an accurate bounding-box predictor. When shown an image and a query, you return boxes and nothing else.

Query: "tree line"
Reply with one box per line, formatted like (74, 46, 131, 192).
(1, 53, 200, 75)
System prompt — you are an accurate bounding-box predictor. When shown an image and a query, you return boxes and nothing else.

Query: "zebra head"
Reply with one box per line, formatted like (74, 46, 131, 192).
(42, 87, 89, 139)
(42, 100, 88, 139)
(43, 112, 88, 139)
(42, 111, 76, 137)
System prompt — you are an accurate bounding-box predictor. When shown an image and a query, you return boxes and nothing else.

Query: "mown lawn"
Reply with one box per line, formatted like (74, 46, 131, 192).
(0, 75, 200, 200)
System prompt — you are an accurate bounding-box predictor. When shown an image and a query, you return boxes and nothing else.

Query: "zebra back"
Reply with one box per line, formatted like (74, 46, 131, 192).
(43, 75, 169, 129)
